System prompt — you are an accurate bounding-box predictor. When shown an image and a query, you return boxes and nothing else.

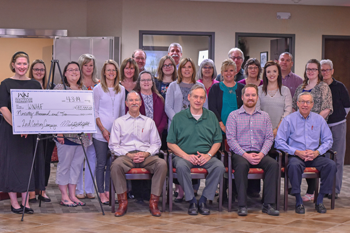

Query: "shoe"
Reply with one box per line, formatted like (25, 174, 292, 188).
(102, 201, 110, 205)
(194, 191, 198, 197)
(60, 200, 77, 207)
(29, 198, 37, 203)
(198, 202, 210, 215)
(248, 192, 260, 198)
(174, 191, 178, 197)
(11, 205, 23, 214)
(74, 201, 86, 206)
(327, 193, 339, 199)
(174, 197, 184, 203)
(127, 192, 134, 199)
(188, 202, 198, 215)
(136, 198, 145, 204)
(295, 204, 305, 214)
(262, 204, 279, 216)
(149, 194, 161, 217)
(302, 193, 314, 202)
(315, 203, 327, 213)
(21, 205, 34, 214)
(86, 193, 95, 199)
(237, 206, 248, 216)
(76, 194, 86, 199)
(115, 192, 128, 217)
(38, 195, 51, 202)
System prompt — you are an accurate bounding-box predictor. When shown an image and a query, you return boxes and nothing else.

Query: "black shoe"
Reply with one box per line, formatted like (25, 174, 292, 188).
(21, 205, 34, 214)
(11, 205, 23, 214)
(38, 195, 51, 202)
(174, 197, 184, 203)
(174, 191, 178, 197)
(198, 202, 210, 215)
(136, 198, 144, 204)
(248, 192, 260, 198)
(262, 204, 279, 216)
(29, 198, 37, 203)
(295, 204, 305, 214)
(188, 202, 198, 215)
(327, 193, 339, 199)
(127, 192, 134, 199)
(315, 203, 327, 213)
(237, 206, 248, 216)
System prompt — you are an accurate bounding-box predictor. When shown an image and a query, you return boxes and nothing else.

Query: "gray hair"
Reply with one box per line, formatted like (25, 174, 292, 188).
(126, 90, 141, 101)
(320, 59, 333, 69)
(228, 48, 244, 62)
(168, 43, 183, 53)
(196, 59, 218, 81)
(297, 92, 314, 102)
(279, 52, 293, 60)
(132, 49, 147, 59)
(189, 83, 206, 97)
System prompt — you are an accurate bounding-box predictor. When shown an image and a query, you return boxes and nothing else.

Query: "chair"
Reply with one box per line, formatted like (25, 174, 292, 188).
(109, 151, 168, 213)
(282, 150, 337, 211)
(168, 152, 224, 212)
(224, 140, 282, 212)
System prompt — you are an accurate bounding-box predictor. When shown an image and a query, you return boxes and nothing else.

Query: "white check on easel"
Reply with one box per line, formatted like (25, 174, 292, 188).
(11, 89, 97, 134)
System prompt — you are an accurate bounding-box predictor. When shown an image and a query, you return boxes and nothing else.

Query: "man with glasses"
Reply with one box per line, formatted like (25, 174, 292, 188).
(168, 43, 183, 69)
(132, 49, 147, 72)
(216, 48, 245, 82)
(275, 92, 336, 214)
(278, 52, 303, 97)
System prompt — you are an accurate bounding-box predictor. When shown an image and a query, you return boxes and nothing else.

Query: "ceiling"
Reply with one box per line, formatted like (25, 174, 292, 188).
(176, 0, 350, 7)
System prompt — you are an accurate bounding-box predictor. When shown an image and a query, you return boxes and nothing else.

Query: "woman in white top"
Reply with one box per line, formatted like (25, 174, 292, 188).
(257, 61, 292, 137)
(93, 60, 125, 204)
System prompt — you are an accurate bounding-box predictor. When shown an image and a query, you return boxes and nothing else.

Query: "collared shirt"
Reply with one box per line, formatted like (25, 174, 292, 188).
(226, 106, 273, 156)
(167, 108, 222, 155)
(282, 72, 303, 97)
(275, 111, 333, 156)
(109, 112, 161, 156)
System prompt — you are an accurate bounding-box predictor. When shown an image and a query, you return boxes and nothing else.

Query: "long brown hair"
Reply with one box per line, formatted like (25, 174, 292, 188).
(62, 61, 83, 88)
(100, 59, 121, 94)
(120, 58, 139, 82)
(177, 58, 196, 84)
(157, 55, 177, 82)
(302, 59, 323, 89)
(134, 71, 164, 103)
(262, 61, 282, 95)
(29, 59, 47, 89)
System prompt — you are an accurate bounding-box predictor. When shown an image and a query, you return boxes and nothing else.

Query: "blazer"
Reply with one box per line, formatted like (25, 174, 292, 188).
(208, 82, 244, 122)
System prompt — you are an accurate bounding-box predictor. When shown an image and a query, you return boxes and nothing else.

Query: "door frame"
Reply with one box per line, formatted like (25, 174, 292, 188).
(322, 35, 350, 58)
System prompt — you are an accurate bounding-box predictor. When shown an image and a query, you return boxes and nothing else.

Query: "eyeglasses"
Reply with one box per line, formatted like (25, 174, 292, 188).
(140, 79, 152, 82)
(135, 57, 145, 61)
(203, 66, 213, 70)
(67, 69, 79, 72)
(33, 68, 45, 72)
(321, 69, 332, 73)
(298, 100, 313, 105)
(229, 56, 243, 60)
(163, 64, 173, 68)
(306, 68, 318, 72)
(106, 69, 117, 72)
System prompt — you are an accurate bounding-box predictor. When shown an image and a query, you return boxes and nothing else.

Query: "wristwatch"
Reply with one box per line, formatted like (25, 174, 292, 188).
(208, 153, 212, 157)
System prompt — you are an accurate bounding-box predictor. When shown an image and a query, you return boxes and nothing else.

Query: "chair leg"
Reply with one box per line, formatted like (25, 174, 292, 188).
(228, 175, 232, 212)
(331, 175, 336, 209)
(219, 176, 223, 211)
(277, 174, 281, 211)
(110, 180, 115, 213)
(314, 178, 319, 204)
(284, 173, 288, 211)
(162, 177, 167, 212)
(169, 175, 173, 212)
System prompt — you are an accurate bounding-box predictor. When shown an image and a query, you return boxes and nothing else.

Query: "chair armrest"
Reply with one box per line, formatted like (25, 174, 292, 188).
(168, 152, 174, 172)
(321, 149, 337, 161)
(159, 150, 168, 163)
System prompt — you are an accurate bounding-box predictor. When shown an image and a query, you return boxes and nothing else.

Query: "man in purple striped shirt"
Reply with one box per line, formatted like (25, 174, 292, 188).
(226, 84, 279, 216)
(279, 52, 303, 97)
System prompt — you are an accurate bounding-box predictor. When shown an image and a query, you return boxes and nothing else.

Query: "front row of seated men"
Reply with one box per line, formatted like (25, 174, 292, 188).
(108, 84, 336, 217)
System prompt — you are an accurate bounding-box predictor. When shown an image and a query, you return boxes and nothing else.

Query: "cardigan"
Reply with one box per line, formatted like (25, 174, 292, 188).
(208, 82, 244, 123)
(165, 81, 208, 128)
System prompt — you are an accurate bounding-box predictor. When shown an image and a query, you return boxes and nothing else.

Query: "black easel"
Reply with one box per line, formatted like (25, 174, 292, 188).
(47, 59, 65, 90)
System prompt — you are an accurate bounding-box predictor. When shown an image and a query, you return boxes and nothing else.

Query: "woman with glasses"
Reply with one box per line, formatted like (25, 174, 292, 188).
(292, 59, 333, 203)
(76, 54, 99, 200)
(27, 60, 52, 203)
(93, 60, 125, 204)
(197, 59, 219, 96)
(165, 57, 208, 202)
(238, 58, 263, 86)
(155, 56, 177, 99)
(54, 61, 91, 207)
(320, 59, 350, 199)
(0, 52, 42, 214)
(256, 61, 292, 138)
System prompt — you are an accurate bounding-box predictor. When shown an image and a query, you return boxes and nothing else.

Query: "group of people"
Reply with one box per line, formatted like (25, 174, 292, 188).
(0, 43, 348, 218)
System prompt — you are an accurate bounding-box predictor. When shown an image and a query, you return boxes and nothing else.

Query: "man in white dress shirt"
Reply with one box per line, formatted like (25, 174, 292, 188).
(109, 91, 167, 217)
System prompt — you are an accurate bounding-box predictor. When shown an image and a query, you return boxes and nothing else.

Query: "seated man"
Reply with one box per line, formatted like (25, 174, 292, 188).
(167, 84, 225, 216)
(275, 92, 336, 214)
(226, 84, 279, 217)
(109, 91, 167, 217)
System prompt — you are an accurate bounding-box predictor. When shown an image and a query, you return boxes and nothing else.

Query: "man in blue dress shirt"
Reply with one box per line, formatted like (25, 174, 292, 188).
(275, 92, 336, 214)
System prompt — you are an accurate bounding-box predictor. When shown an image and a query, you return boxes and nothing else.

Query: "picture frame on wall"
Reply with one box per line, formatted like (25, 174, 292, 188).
(260, 51, 268, 68)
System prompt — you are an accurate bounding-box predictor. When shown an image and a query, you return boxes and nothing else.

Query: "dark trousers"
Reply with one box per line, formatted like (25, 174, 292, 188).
(232, 153, 278, 207)
(288, 156, 336, 195)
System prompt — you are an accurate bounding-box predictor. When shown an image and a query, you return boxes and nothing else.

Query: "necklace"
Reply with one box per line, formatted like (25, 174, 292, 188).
(108, 88, 116, 116)
(267, 89, 278, 97)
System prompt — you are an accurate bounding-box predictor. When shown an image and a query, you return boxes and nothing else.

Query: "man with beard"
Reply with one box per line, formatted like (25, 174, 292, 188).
(278, 52, 302, 97)
(226, 84, 279, 217)
(132, 49, 147, 72)
(168, 43, 183, 69)
(109, 91, 167, 217)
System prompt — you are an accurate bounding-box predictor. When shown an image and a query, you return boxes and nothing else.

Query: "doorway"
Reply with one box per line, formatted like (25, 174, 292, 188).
(323, 35, 350, 165)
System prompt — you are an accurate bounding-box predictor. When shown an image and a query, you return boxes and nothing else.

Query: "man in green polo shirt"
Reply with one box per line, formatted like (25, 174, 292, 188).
(167, 84, 224, 216)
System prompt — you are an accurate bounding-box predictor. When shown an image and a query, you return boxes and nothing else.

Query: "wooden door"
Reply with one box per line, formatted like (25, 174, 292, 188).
(324, 38, 350, 164)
